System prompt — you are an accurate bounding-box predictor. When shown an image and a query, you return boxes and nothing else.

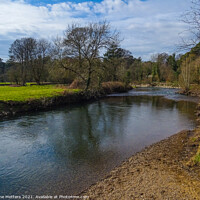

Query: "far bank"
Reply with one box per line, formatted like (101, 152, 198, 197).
(0, 82, 132, 119)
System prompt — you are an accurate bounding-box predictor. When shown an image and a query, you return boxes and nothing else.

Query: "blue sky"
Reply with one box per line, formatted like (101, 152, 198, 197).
(0, 0, 191, 61)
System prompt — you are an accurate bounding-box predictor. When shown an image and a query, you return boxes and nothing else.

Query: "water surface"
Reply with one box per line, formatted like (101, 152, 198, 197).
(0, 88, 198, 195)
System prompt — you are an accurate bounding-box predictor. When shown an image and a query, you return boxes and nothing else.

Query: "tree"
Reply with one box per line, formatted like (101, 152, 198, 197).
(7, 64, 21, 84)
(141, 61, 153, 82)
(167, 53, 180, 81)
(0, 58, 6, 82)
(151, 63, 160, 82)
(9, 38, 51, 85)
(32, 39, 51, 84)
(179, 54, 193, 91)
(9, 37, 37, 85)
(54, 21, 119, 90)
(167, 54, 178, 72)
(103, 43, 133, 82)
(180, 0, 200, 49)
(193, 56, 200, 83)
(150, 53, 176, 82)
(52, 36, 87, 85)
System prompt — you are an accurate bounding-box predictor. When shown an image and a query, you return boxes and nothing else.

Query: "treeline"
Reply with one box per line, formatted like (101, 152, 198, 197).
(0, 21, 191, 89)
(178, 43, 200, 91)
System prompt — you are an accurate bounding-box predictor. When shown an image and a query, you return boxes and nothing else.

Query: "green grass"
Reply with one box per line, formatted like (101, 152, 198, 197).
(191, 137, 197, 142)
(0, 82, 11, 85)
(0, 85, 80, 102)
(194, 153, 200, 163)
(0, 82, 43, 86)
(194, 144, 200, 164)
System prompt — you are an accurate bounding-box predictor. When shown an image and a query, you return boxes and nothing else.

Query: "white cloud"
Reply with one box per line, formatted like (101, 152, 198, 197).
(0, 0, 192, 61)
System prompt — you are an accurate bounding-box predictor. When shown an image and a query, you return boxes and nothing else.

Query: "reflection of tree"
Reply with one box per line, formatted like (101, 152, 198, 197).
(49, 98, 134, 165)
(176, 100, 197, 119)
(6, 95, 196, 164)
(151, 96, 176, 110)
(43, 95, 196, 166)
(0, 93, 197, 197)
(70, 105, 100, 160)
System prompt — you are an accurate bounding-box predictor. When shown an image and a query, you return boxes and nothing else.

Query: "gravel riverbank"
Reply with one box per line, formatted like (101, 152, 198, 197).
(82, 129, 200, 199)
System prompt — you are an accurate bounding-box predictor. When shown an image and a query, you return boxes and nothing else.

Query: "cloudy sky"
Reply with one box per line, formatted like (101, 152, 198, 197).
(0, 0, 191, 61)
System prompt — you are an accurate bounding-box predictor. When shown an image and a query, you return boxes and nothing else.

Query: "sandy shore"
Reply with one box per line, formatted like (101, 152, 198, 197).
(81, 129, 200, 199)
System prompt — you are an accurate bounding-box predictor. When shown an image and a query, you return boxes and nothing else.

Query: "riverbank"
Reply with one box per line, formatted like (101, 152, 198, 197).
(133, 82, 180, 89)
(178, 84, 200, 97)
(0, 82, 131, 118)
(82, 129, 200, 199)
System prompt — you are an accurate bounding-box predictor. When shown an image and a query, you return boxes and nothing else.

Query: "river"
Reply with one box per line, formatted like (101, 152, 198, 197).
(0, 88, 198, 196)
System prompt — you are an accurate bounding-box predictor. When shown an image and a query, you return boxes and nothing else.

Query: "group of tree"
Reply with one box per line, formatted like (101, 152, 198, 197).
(0, 21, 182, 89)
(3, 22, 120, 89)
(8, 38, 51, 85)
(176, 0, 200, 91)
(178, 43, 200, 91)
(0, 9, 200, 90)
(0, 58, 6, 82)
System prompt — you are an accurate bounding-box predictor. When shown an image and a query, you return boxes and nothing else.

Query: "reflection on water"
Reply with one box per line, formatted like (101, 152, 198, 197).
(0, 91, 198, 195)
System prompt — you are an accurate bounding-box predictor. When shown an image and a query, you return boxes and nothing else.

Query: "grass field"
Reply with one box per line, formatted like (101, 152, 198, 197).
(0, 85, 80, 102)
(0, 82, 11, 85)
(0, 82, 43, 86)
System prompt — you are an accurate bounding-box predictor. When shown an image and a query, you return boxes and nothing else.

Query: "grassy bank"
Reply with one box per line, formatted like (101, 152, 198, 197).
(0, 85, 80, 102)
(187, 84, 200, 96)
(178, 84, 200, 97)
(0, 82, 11, 85)
(0, 82, 131, 118)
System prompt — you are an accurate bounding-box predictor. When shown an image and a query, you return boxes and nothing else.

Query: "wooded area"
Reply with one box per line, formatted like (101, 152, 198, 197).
(1, 0, 200, 91)
(0, 21, 183, 90)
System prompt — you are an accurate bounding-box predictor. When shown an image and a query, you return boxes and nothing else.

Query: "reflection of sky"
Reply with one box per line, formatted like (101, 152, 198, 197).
(0, 92, 197, 195)
(109, 88, 200, 103)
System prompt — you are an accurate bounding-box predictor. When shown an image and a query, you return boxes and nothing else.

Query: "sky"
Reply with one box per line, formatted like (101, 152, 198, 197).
(0, 0, 192, 61)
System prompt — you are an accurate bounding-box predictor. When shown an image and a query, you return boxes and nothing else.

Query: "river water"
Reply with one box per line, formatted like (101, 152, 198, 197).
(0, 88, 198, 196)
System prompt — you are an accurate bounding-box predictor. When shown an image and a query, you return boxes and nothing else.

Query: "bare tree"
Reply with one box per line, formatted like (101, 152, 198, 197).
(7, 64, 21, 85)
(52, 36, 87, 84)
(0, 58, 6, 82)
(9, 38, 37, 85)
(32, 39, 51, 84)
(180, 55, 193, 91)
(9, 38, 51, 85)
(180, 0, 200, 49)
(53, 21, 119, 90)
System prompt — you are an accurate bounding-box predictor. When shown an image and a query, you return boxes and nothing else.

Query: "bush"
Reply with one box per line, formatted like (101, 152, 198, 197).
(102, 81, 131, 93)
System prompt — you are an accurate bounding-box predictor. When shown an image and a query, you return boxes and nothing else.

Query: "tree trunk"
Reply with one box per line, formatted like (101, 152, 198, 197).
(85, 67, 92, 90)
